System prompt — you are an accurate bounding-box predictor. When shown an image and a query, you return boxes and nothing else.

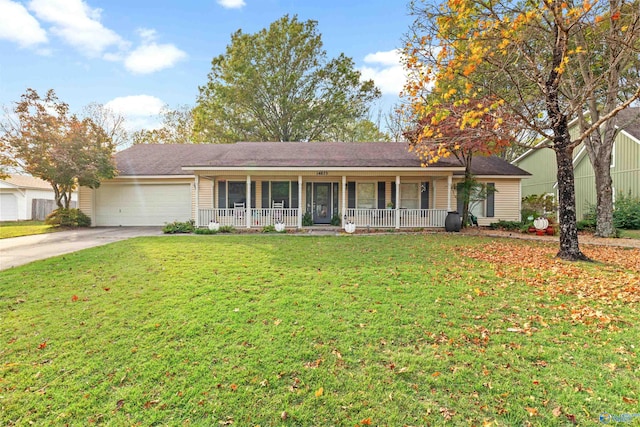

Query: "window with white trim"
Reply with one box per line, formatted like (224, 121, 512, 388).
(400, 183, 419, 209)
(357, 183, 376, 209)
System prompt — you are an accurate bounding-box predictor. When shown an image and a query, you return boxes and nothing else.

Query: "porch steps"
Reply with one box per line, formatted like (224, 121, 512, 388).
(305, 226, 342, 235)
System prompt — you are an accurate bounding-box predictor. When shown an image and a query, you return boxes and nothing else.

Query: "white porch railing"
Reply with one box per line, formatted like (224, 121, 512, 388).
(198, 208, 447, 229)
(345, 208, 447, 228)
(198, 208, 299, 228)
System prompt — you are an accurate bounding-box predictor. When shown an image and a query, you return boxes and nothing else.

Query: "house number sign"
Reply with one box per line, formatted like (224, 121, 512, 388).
(316, 171, 328, 176)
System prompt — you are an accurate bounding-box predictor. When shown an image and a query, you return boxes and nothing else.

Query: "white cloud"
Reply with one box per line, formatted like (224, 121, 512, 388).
(217, 0, 245, 9)
(105, 95, 165, 131)
(124, 29, 187, 74)
(359, 49, 407, 96)
(0, 0, 47, 48)
(28, 0, 127, 57)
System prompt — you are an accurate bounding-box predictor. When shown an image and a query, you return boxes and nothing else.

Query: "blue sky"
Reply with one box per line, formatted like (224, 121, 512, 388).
(0, 0, 413, 131)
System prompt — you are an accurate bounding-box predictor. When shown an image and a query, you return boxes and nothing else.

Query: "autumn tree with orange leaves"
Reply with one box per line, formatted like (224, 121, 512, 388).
(404, 98, 516, 227)
(403, 0, 640, 261)
(1, 89, 116, 209)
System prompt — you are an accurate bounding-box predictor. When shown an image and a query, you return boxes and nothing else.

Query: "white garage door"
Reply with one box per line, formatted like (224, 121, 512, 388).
(1, 193, 19, 221)
(95, 184, 192, 226)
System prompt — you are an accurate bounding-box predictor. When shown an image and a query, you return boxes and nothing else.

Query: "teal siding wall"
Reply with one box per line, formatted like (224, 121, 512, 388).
(515, 147, 557, 196)
(612, 132, 640, 199)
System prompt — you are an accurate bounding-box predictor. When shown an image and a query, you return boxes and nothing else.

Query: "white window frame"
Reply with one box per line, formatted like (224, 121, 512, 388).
(356, 182, 376, 209)
(400, 182, 420, 209)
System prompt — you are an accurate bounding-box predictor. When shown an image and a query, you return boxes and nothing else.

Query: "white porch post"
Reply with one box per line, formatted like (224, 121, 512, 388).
(342, 175, 346, 230)
(298, 175, 303, 228)
(195, 175, 200, 227)
(447, 175, 453, 211)
(395, 175, 401, 229)
(246, 175, 251, 228)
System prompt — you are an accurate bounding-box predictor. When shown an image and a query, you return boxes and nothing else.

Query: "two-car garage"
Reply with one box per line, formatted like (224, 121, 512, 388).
(93, 183, 192, 226)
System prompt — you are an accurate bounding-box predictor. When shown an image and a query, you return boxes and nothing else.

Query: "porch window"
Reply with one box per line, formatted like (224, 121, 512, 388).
(456, 182, 494, 217)
(218, 181, 256, 208)
(357, 183, 376, 209)
(228, 182, 247, 207)
(400, 183, 419, 209)
(261, 181, 299, 208)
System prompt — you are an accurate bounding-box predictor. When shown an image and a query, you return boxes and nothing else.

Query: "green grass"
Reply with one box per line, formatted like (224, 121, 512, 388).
(0, 235, 638, 426)
(0, 220, 54, 239)
(620, 229, 640, 239)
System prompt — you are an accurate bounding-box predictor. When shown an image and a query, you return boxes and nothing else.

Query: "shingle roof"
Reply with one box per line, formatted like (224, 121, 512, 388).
(114, 142, 530, 177)
(616, 107, 640, 140)
(3, 175, 52, 190)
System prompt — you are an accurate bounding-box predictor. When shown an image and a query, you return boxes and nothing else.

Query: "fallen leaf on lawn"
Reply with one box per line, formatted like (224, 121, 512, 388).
(230, 383, 238, 391)
(439, 407, 454, 420)
(622, 396, 638, 404)
(525, 407, 539, 416)
(38, 341, 47, 350)
(115, 399, 124, 411)
(314, 387, 323, 397)
(360, 418, 372, 425)
(143, 400, 160, 409)
(552, 406, 562, 417)
(71, 295, 78, 302)
(280, 411, 288, 420)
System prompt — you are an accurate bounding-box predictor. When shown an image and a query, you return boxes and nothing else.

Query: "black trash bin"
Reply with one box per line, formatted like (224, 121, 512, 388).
(445, 211, 461, 232)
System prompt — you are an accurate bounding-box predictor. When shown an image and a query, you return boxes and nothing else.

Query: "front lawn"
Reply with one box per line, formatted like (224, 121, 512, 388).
(1, 235, 638, 426)
(0, 220, 54, 239)
(620, 229, 640, 240)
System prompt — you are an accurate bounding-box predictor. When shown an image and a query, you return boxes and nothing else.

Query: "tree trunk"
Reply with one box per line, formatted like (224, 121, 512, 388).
(554, 144, 589, 261)
(583, 126, 616, 238)
(592, 151, 615, 237)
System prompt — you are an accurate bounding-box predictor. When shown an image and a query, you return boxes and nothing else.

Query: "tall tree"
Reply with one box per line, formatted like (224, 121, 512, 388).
(569, 2, 640, 237)
(82, 102, 129, 148)
(132, 105, 200, 145)
(194, 15, 381, 143)
(324, 118, 391, 142)
(404, 0, 640, 260)
(0, 89, 116, 209)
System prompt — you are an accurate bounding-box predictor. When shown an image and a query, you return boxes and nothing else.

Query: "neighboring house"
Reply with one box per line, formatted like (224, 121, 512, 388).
(78, 142, 530, 229)
(513, 108, 640, 220)
(0, 175, 76, 221)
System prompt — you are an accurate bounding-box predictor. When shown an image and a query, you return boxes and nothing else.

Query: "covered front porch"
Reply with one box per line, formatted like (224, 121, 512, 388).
(192, 173, 455, 230)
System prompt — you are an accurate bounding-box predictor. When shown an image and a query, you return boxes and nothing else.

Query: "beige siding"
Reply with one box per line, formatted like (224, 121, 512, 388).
(78, 186, 94, 219)
(433, 178, 452, 210)
(488, 179, 522, 225)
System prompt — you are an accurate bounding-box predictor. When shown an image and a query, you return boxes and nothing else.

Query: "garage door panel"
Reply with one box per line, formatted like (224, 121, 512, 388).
(95, 184, 191, 226)
(1, 193, 19, 221)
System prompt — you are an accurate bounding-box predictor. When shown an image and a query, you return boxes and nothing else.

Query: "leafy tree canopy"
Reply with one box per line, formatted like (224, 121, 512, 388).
(194, 15, 381, 143)
(132, 105, 200, 145)
(0, 89, 116, 209)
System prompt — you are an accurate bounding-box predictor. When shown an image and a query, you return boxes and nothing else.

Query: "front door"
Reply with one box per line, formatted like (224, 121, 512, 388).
(313, 183, 332, 224)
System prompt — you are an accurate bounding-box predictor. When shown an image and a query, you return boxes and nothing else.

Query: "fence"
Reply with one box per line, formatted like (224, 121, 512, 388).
(31, 199, 77, 221)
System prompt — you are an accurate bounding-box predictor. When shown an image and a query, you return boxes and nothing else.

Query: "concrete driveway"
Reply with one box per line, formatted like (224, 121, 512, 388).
(0, 227, 163, 270)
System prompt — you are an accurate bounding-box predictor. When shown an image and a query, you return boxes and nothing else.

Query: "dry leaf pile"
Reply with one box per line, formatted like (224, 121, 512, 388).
(463, 242, 639, 324)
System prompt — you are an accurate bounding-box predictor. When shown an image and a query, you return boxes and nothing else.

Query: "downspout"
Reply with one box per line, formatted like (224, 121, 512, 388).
(447, 175, 453, 211)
